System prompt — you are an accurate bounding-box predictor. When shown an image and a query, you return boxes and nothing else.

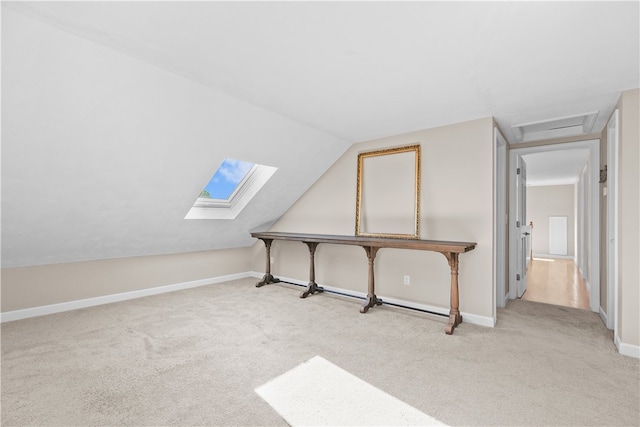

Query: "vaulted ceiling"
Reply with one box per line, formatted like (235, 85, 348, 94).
(2, 1, 639, 267)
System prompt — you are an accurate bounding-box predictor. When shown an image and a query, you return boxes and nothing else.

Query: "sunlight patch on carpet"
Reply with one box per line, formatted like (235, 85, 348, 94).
(255, 355, 446, 426)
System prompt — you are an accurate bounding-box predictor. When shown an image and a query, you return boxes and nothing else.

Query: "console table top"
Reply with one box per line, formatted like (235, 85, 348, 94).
(251, 231, 476, 254)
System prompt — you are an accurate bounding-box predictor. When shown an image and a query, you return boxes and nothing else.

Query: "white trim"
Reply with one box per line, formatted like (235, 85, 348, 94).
(606, 109, 619, 332)
(511, 111, 599, 143)
(494, 127, 508, 316)
(599, 306, 609, 327)
(532, 253, 574, 260)
(256, 272, 496, 328)
(615, 334, 640, 359)
(185, 164, 277, 220)
(0, 272, 252, 323)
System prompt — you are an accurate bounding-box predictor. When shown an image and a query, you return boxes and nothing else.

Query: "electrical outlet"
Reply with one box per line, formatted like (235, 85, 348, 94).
(403, 275, 410, 285)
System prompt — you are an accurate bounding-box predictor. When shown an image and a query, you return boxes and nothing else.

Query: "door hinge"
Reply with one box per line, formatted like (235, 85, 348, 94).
(517, 167, 521, 175)
(516, 274, 521, 281)
(516, 220, 521, 227)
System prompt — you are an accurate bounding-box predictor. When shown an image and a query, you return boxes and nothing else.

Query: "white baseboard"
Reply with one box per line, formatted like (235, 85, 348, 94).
(254, 272, 496, 328)
(502, 293, 510, 308)
(615, 333, 640, 359)
(532, 253, 574, 260)
(599, 306, 612, 330)
(0, 272, 252, 323)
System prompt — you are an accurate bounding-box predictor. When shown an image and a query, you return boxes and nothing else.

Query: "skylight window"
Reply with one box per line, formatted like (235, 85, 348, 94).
(185, 158, 277, 220)
(200, 159, 255, 200)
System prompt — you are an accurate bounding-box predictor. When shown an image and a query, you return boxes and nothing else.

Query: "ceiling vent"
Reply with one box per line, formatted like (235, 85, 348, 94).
(511, 111, 598, 143)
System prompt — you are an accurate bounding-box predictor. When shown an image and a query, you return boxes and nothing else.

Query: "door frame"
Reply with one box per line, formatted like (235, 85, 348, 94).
(606, 110, 619, 332)
(494, 127, 508, 313)
(508, 139, 600, 312)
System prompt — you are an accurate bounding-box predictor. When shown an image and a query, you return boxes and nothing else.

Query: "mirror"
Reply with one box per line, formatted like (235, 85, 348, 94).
(355, 144, 421, 239)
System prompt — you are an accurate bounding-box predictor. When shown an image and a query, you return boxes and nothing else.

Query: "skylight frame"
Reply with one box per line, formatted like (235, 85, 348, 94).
(194, 164, 259, 207)
(185, 162, 277, 220)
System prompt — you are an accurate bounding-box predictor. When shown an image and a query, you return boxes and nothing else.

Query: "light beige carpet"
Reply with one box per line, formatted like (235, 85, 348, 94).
(1, 278, 639, 426)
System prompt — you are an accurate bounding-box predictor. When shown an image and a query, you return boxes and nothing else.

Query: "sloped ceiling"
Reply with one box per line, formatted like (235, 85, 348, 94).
(2, 1, 639, 267)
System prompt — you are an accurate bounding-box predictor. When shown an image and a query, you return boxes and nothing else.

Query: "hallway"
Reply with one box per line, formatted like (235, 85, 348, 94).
(521, 258, 590, 309)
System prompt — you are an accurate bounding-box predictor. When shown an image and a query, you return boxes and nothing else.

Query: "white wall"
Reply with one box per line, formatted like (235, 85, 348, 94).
(1, 7, 350, 268)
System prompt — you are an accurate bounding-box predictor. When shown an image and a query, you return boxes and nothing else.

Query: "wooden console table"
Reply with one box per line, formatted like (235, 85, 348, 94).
(251, 231, 476, 335)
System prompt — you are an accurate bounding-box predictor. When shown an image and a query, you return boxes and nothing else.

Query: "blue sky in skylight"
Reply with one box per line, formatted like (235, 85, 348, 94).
(202, 159, 254, 200)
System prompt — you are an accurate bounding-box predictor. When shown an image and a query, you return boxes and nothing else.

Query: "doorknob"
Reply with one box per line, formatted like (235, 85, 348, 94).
(523, 232, 530, 236)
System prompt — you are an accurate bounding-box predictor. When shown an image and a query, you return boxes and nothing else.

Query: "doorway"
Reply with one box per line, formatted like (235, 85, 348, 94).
(507, 139, 600, 313)
(522, 258, 590, 309)
(523, 175, 591, 310)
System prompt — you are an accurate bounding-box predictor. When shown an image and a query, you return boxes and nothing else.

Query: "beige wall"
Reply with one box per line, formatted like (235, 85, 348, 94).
(252, 118, 495, 319)
(527, 185, 575, 257)
(1, 247, 250, 312)
(617, 88, 640, 347)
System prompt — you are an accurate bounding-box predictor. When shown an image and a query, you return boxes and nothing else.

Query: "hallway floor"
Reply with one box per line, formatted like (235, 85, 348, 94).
(521, 257, 590, 309)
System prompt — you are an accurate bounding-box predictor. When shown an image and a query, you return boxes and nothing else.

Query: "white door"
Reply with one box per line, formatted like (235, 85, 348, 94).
(549, 216, 568, 255)
(515, 156, 530, 298)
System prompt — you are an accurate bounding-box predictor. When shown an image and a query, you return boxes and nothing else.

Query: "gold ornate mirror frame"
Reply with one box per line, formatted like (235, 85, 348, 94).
(355, 144, 421, 239)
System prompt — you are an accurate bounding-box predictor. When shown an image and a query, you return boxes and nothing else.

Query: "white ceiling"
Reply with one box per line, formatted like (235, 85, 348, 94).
(5, 1, 639, 143)
(523, 149, 591, 187)
(2, 1, 639, 267)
